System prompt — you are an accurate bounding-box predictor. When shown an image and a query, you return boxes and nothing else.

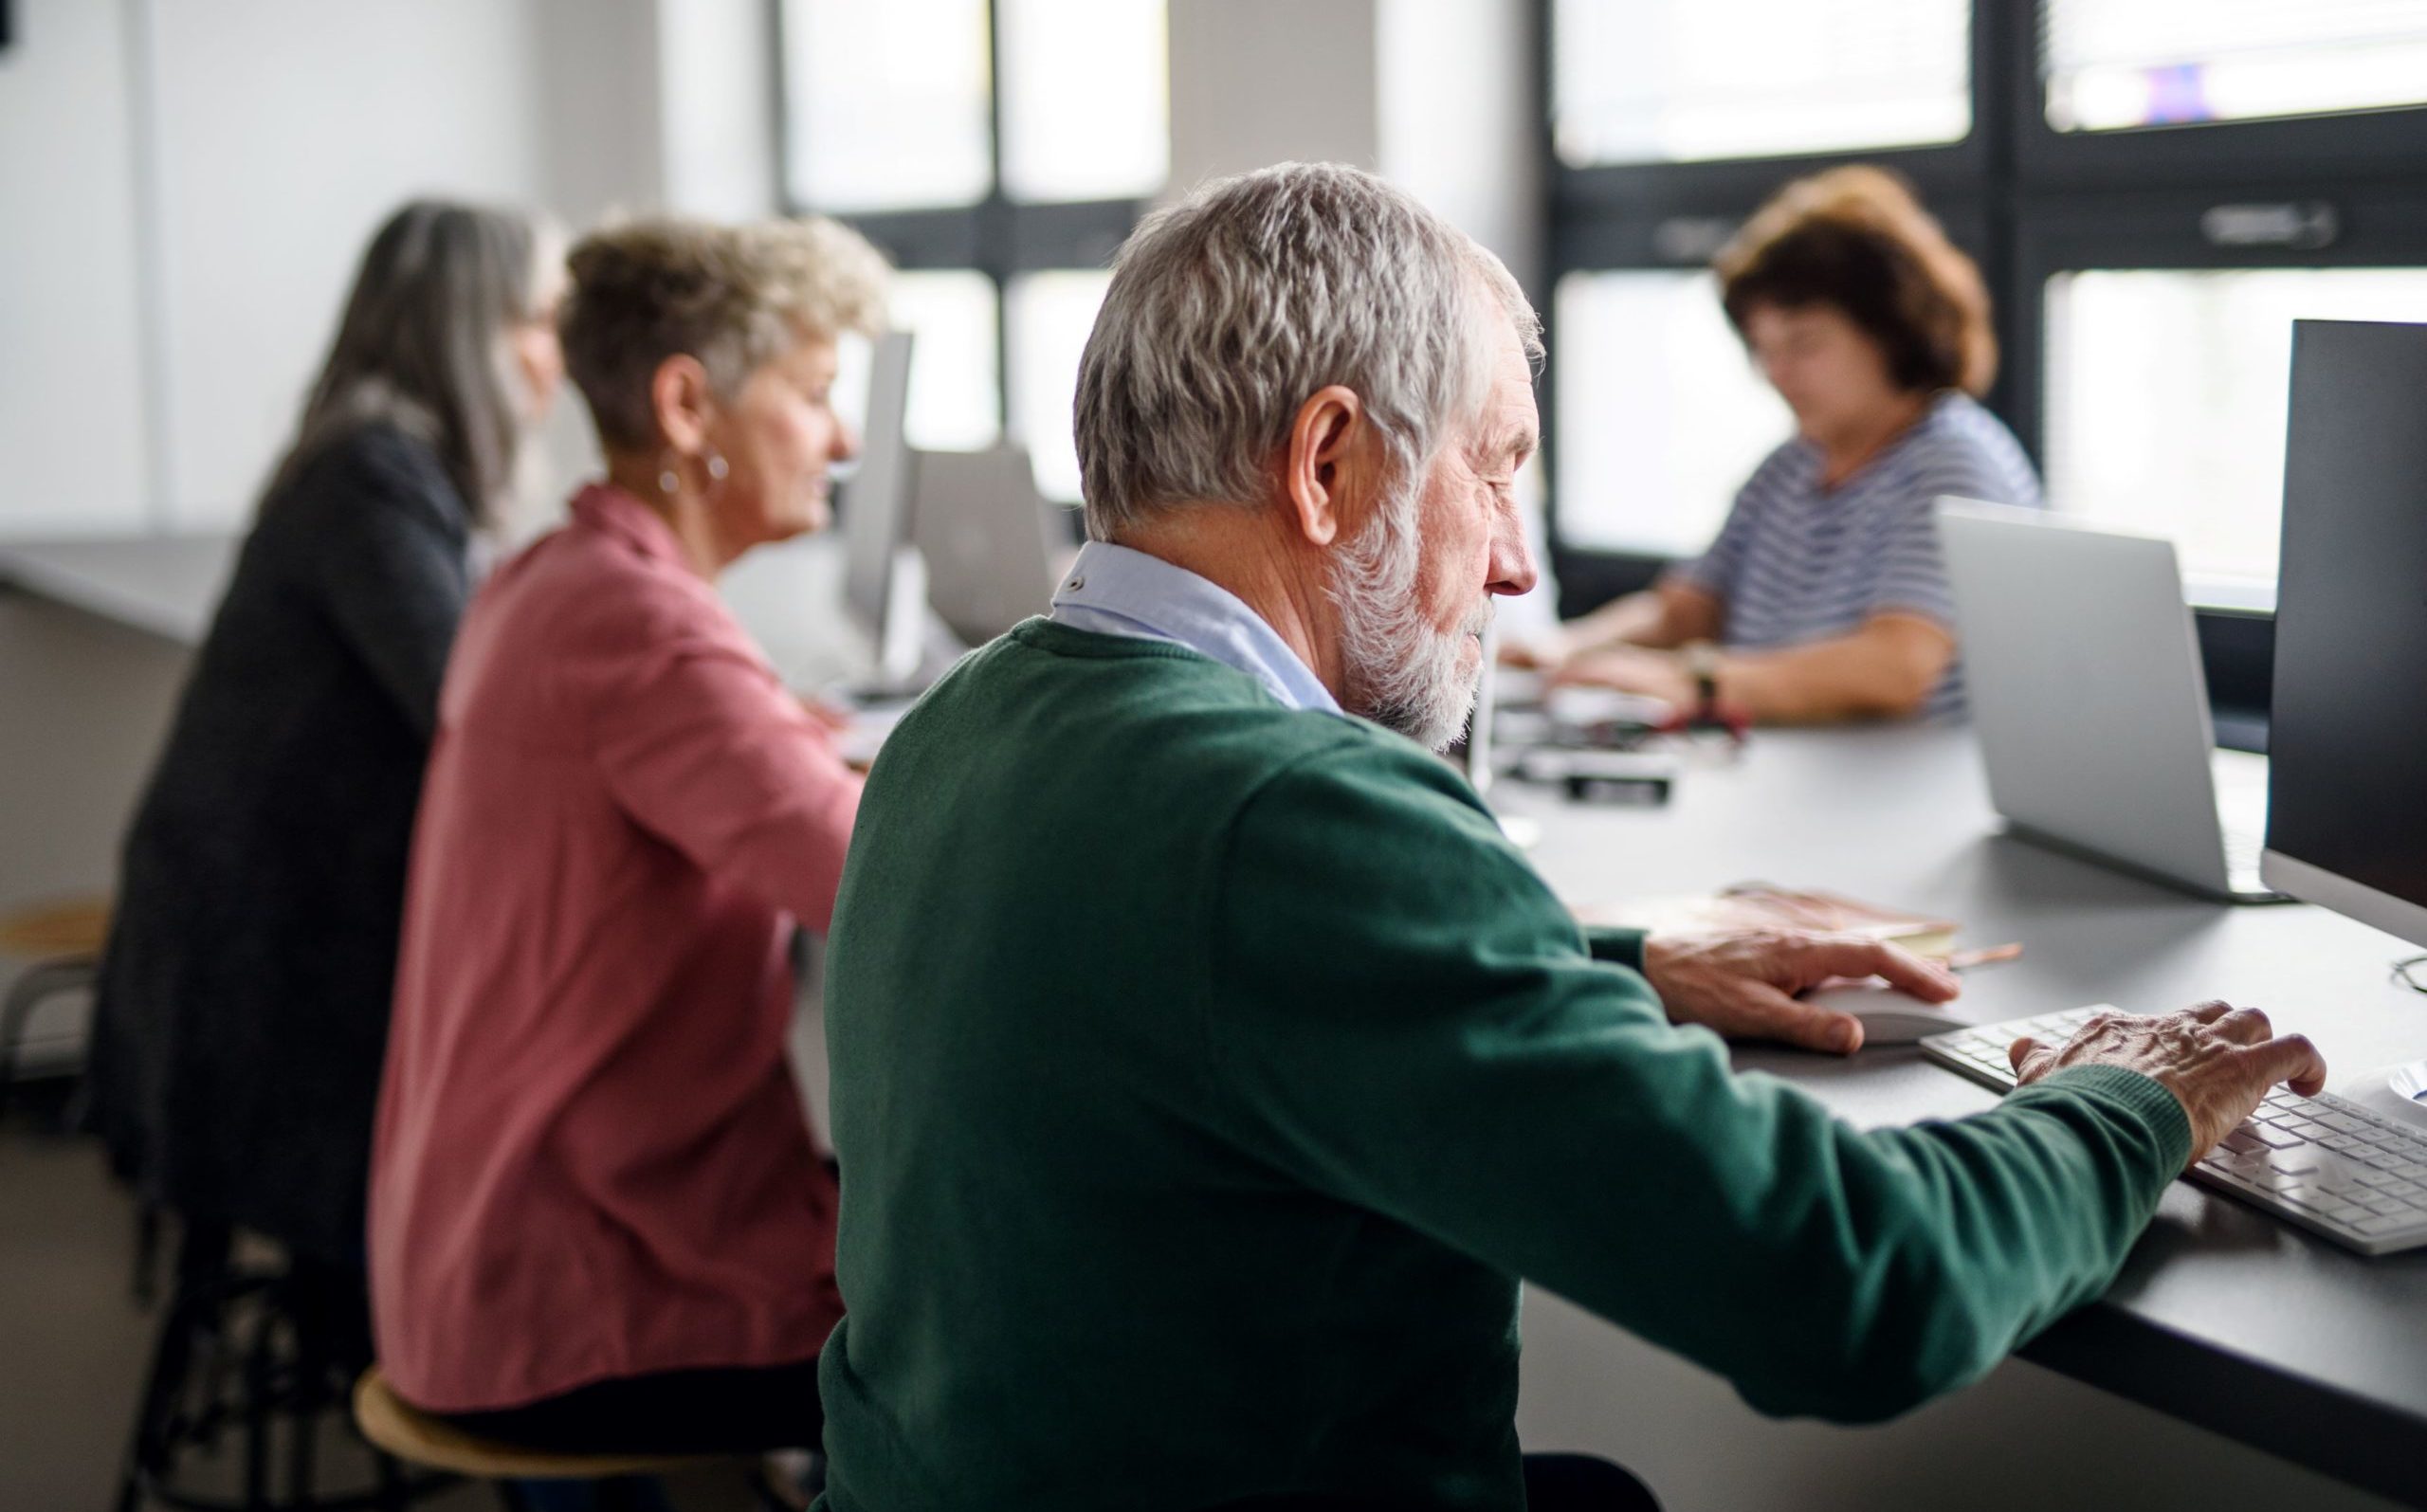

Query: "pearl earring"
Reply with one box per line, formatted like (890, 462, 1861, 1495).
(705, 452, 729, 482)
(658, 468, 679, 495)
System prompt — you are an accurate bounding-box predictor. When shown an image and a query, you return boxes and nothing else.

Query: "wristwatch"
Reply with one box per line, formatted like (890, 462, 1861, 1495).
(1670, 640, 1750, 745)
(1682, 640, 1722, 712)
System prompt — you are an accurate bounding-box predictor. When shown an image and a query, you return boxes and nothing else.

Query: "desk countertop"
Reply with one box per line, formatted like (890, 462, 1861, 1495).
(0, 532, 877, 690)
(0, 536, 236, 646)
(1498, 725, 2427, 1506)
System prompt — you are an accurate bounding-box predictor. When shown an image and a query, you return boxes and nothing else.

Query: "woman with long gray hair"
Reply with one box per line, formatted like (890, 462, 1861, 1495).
(83, 199, 564, 1300)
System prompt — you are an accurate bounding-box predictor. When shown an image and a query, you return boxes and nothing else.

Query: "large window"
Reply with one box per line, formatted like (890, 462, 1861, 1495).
(997, 0, 1169, 202)
(1552, 270, 1787, 556)
(1544, 0, 2427, 631)
(1553, 0, 1971, 167)
(887, 270, 1004, 451)
(2043, 1, 2427, 134)
(2043, 266, 2427, 602)
(1007, 269, 1113, 501)
(780, 0, 1167, 503)
(783, 0, 992, 211)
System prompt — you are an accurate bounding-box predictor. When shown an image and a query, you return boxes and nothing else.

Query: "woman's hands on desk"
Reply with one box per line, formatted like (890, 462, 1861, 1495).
(2011, 1004, 2329, 1169)
(1642, 931, 1959, 1054)
(1546, 646, 1698, 709)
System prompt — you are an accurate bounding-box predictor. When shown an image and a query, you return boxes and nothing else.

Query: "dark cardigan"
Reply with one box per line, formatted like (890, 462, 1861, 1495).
(84, 423, 473, 1266)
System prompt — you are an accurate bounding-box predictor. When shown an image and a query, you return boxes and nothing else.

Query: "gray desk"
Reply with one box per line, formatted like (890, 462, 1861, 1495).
(0, 536, 237, 647)
(0, 532, 873, 675)
(1497, 726, 2427, 1508)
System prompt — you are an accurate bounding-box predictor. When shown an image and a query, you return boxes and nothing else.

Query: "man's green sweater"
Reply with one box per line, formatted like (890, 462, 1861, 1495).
(818, 620, 2189, 1511)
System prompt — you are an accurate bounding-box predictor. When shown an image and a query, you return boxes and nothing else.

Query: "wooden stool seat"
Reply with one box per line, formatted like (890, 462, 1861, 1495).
(352, 1368, 714, 1481)
(0, 895, 111, 1117)
(0, 894, 111, 957)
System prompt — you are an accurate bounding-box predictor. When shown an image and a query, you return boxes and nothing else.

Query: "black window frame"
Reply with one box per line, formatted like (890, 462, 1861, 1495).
(1538, 0, 2427, 719)
(772, 0, 1155, 467)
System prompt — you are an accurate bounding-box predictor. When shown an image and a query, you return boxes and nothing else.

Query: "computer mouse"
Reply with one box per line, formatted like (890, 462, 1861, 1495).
(1801, 984, 1971, 1047)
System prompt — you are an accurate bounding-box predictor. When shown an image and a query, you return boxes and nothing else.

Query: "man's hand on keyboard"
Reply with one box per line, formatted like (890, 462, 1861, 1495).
(1642, 931, 1959, 1055)
(2009, 1002, 2329, 1167)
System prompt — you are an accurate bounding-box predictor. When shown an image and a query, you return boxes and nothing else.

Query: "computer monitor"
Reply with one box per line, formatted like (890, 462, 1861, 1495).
(2258, 319, 2427, 950)
(841, 332, 921, 684)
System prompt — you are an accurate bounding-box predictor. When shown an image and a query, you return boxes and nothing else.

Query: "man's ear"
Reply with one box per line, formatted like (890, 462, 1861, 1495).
(1280, 385, 1374, 548)
(648, 355, 717, 456)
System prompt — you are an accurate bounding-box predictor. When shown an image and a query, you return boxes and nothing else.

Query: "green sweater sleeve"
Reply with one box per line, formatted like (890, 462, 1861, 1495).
(1584, 924, 1647, 973)
(1206, 739, 2190, 1424)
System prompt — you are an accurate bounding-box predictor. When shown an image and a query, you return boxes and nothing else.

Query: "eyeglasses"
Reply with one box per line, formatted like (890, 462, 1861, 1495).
(2395, 955, 2427, 995)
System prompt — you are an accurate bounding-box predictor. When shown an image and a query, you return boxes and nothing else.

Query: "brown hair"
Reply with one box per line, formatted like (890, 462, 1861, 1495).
(1715, 166, 1997, 398)
(559, 215, 889, 452)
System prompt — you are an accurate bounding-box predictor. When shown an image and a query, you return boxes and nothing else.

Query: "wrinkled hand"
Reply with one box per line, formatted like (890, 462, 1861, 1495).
(1642, 930, 1959, 1054)
(1547, 645, 1696, 707)
(2011, 1003, 2328, 1169)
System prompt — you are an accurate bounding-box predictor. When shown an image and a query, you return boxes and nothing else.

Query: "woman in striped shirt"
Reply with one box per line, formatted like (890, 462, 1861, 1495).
(1516, 167, 2040, 722)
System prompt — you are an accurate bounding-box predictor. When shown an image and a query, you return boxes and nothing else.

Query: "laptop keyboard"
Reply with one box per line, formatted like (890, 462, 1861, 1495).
(1922, 1005, 2427, 1256)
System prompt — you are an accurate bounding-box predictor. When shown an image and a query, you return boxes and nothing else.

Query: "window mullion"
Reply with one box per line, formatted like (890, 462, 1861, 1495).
(986, 0, 1013, 435)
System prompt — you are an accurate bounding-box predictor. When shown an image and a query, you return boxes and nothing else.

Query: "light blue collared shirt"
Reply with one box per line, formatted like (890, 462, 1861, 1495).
(1047, 541, 1341, 716)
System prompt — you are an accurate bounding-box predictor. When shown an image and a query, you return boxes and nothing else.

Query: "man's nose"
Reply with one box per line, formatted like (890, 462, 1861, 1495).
(1489, 523, 1539, 599)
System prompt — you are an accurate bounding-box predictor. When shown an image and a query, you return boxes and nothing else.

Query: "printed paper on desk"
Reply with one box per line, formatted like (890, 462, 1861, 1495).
(1569, 883, 1961, 959)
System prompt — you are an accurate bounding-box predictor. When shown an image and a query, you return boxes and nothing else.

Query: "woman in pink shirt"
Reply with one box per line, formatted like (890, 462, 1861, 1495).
(369, 216, 885, 1456)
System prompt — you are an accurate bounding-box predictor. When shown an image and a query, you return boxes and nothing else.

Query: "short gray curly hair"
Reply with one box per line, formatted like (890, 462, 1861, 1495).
(561, 214, 889, 451)
(1074, 162, 1541, 540)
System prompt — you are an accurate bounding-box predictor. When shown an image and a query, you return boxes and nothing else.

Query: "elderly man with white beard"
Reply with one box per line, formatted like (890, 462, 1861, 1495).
(813, 163, 2326, 1512)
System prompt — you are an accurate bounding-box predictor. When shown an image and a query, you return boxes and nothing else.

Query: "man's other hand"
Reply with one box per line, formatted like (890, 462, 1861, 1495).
(1641, 931, 1959, 1055)
(2011, 1003, 2328, 1168)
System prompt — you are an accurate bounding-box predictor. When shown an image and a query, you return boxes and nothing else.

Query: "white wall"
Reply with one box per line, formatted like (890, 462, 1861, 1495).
(0, 0, 768, 539)
(1167, 0, 1380, 193)
(531, 0, 664, 231)
(1377, 0, 1542, 294)
(148, 0, 552, 528)
(0, 0, 154, 535)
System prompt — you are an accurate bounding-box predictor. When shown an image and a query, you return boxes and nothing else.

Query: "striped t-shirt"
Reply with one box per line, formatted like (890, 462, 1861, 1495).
(1672, 392, 2041, 720)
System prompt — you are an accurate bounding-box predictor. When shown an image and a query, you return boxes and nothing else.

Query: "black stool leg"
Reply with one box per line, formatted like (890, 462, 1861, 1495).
(286, 1313, 322, 1507)
(113, 1220, 230, 1512)
(114, 1263, 206, 1509)
(112, 1294, 188, 1512)
(242, 1297, 279, 1512)
(376, 1450, 415, 1512)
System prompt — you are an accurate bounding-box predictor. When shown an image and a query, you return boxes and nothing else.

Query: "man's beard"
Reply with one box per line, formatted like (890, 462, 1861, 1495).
(1329, 479, 1490, 753)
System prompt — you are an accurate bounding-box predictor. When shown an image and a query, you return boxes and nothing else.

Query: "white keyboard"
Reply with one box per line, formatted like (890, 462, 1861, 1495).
(1922, 1005, 2427, 1256)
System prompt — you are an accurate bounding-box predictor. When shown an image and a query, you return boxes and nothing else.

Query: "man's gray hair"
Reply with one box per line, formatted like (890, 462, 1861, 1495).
(1074, 162, 1541, 540)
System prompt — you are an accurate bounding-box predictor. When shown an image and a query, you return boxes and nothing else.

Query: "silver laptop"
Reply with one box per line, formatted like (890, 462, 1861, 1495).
(909, 445, 1064, 648)
(1937, 499, 2285, 903)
